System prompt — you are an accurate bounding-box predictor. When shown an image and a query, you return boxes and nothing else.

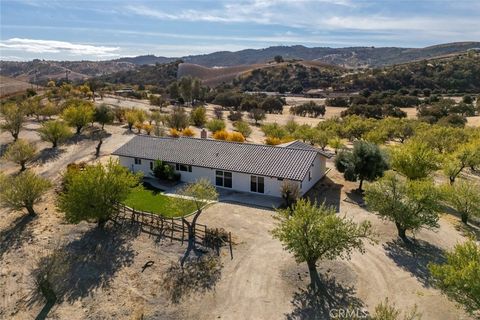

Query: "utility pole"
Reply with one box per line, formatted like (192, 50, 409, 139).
(65, 70, 71, 83)
(34, 69, 38, 89)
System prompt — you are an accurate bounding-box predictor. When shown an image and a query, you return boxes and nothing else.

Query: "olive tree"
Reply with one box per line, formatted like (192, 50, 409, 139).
(167, 106, 190, 130)
(272, 199, 374, 291)
(335, 140, 389, 191)
(443, 141, 480, 184)
(249, 108, 266, 125)
(190, 106, 207, 127)
(94, 104, 114, 129)
(429, 239, 480, 315)
(38, 120, 73, 148)
(172, 179, 218, 267)
(0, 102, 25, 141)
(371, 298, 421, 320)
(365, 172, 441, 242)
(442, 180, 480, 225)
(125, 109, 138, 131)
(57, 159, 140, 229)
(62, 99, 95, 134)
(390, 139, 440, 180)
(3, 139, 37, 171)
(0, 171, 52, 216)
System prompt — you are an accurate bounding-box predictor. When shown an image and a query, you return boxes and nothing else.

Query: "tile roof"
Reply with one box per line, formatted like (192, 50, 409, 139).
(112, 136, 321, 181)
(278, 140, 333, 157)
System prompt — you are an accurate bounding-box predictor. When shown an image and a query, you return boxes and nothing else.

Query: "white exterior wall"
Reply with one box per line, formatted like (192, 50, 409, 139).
(118, 154, 326, 198)
(300, 154, 327, 196)
(119, 156, 157, 178)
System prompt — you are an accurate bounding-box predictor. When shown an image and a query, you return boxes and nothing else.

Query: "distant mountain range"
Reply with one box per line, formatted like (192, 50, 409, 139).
(1, 42, 479, 83)
(115, 42, 480, 67)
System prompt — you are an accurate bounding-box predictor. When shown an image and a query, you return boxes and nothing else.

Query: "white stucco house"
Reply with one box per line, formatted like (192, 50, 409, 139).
(112, 135, 331, 198)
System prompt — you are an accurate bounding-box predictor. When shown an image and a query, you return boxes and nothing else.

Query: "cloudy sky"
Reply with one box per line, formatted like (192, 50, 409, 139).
(1, 0, 479, 61)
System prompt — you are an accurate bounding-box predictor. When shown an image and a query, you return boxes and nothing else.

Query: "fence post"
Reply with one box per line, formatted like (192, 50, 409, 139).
(215, 228, 220, 256)
(204, 225, 207, 246)
(181, 221, 185, 245)
(229, 232, 233, 260)
(170, 218, 174, 242)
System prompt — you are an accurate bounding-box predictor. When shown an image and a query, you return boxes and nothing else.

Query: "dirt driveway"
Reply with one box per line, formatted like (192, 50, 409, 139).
(181, 202, 295, 320)
(182, 173, 472, 320)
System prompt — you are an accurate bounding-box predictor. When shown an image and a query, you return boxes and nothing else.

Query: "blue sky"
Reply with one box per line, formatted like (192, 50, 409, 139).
(1, 0, 479, 61)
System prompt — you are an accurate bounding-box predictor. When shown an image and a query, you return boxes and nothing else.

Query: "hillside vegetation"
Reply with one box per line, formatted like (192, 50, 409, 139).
(115, 42, 480, 67)
(232, 61, 344, 93)
(98, 61, 181, 87)
(344, 52, 480, 93)
(0, 60, 135, 83)
(1, 42, 478, 84)
(177, 63, 265, 87)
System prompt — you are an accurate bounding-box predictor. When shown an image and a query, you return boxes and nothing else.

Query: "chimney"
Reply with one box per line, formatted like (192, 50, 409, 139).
(201, 129, 207, 139)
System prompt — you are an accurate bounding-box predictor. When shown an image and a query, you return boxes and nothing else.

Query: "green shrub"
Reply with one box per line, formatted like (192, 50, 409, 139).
(206, 119, 226, 133)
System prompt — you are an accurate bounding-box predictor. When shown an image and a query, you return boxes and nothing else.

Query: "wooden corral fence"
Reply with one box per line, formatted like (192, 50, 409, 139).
(113, 203, 233, 259)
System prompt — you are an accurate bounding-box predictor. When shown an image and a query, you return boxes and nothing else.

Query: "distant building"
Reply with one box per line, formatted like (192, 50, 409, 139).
(114, 87, 135, 96)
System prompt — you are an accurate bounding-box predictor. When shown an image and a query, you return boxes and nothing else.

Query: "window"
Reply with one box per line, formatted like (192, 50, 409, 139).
(308, 171, 312, 181)
(150, 161, 153, 170)
(216, 170, 232, 188)
(134, 158, 141, 165)
(175, 163, 192, 172)
(250, 176, 264, 193)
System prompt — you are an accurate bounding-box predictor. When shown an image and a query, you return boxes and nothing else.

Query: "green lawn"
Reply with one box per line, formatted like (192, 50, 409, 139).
(123, 187, 197, 218)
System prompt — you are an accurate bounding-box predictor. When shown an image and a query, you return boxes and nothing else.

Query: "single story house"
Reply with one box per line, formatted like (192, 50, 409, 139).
(112, 136, 331, 198)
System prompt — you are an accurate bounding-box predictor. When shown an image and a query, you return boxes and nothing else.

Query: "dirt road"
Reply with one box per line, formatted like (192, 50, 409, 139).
(181, 203, 295, 320)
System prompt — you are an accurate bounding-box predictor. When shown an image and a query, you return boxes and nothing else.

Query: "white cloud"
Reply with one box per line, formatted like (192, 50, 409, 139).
(124, 0, 479, 37)
(0, 38, 120, 57)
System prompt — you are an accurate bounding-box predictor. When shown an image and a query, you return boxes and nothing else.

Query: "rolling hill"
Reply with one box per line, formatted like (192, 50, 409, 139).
(177, 60, 345, 89)
(0, 76, 36, 98)
(116, 42, 480, 68)
(2, 42, 478, 89)
(0, 59, 136, 83)
(177, 63, 268, 87)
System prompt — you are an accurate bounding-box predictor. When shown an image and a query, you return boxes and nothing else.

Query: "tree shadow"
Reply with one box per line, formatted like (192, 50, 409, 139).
(91, 129, 112, 140)
(35, 148, 66, 164)
(0, 213, 36, 259)
(65, 132, 93, 145)
(383, 239, 445, 288)
(305, 177, 342, 213)
(0, 142, 10, 157)
(286, 274, 367, 320)
(454, 223, 480, 241)
(28, 222, 137, 311)
(161, 253, 222, 304)
(122, 128, 135, 135)
(344, 190, 366, 208)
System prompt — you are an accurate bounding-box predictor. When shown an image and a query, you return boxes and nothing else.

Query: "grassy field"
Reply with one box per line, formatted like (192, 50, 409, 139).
(0, 75, 34, 98)
(123, 187, 197, 218)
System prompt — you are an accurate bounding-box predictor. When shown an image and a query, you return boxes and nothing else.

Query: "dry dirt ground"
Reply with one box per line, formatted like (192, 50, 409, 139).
(98, 95, 427, 145)
(0, 104, 478, 319)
